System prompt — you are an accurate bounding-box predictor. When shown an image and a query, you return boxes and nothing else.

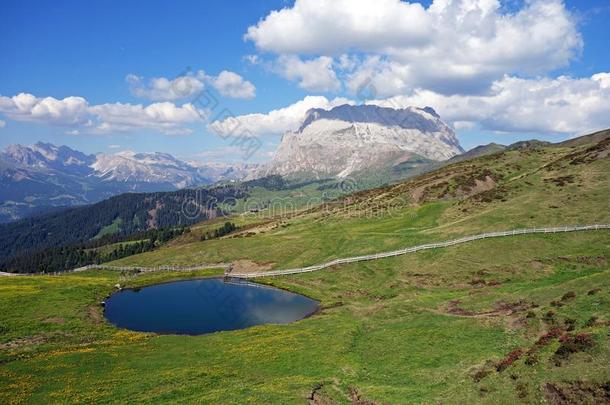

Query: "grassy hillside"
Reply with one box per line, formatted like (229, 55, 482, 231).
(112, 132, 610, 271)
(0, 131, 609, 403)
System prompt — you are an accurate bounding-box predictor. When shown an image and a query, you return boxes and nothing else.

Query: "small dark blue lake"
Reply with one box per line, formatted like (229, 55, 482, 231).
(103, 278, 319, 335)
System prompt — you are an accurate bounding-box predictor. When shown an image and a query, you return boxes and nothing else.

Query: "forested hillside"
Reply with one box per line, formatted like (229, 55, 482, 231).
(0, 227, 190, 274)
(0, 185, 246, 269)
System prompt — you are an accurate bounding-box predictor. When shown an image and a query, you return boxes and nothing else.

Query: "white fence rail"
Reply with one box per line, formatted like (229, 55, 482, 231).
(229, 224, 610, 279)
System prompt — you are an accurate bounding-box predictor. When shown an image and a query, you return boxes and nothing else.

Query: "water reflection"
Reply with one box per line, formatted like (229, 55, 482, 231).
(104, 278, 319, 335)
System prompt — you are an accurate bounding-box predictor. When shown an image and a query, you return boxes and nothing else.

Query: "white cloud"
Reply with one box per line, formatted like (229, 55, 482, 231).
(0, 93, 90, 126)
(244, 54, 261, 65)
(274, 55, 340, 92)
(209, 71, 256, 99)
(126, 73, 205, 101)
(0, 119, 5, 128)
(0, 93, 206, 135)
(209, 95, 353, 136)
(453, 121, 476, 131)
(368, 73, 610, 135)
(246, 0, 582, 96)
(108, 144, 121, 149)
(245, 0, 431, 54)
(89, 101, 205, 135)
(127, 70, 256, 101)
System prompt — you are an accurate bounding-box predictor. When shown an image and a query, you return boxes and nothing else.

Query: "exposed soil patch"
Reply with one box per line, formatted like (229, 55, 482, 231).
(533, 328, 564, 350)
(544, 175, 576, 187)
(446, 300, 494, 317)
(410, 171, 460, 203)
(458, 175, 497, 197)
(469, 360, 496, 382)
(557, 255, 609, 267)
(588, 288, 602, 296)
(496, 348, 525, 372)
(308, 383, 336, 405)
(88, 306, 103, 325)
(470, 185, 509, 204)
(444, 299, 531, 317)
(404, 272, 444, 288)
(468, 277, 502, 288)
(230, 259, 274, 274)
(507, 315, 529, 331)
(341, 289, 371, 299)
(543, 381, 610, 404)
(0, 335, 47, 350)
(348, 387, 379, 405)
(553, 333, 595, 365)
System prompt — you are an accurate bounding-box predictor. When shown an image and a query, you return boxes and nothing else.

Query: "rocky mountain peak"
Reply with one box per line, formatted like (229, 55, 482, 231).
(298, 104, 446, 134)
(2, 142, 94, 171)
(262, 104, 463, 179)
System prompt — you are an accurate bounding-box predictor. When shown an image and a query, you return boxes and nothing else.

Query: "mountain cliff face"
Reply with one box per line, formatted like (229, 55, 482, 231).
(261, 104, 463, 179)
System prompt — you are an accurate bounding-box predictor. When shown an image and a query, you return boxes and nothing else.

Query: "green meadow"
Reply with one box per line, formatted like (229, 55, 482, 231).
(1, 138, 609, 403)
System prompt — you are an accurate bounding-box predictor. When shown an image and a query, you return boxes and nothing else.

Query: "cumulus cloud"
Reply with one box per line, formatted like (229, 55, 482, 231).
(246, 0, 582, 96)
(127, 70, 256, 101)
(209, 95, 353, 136)
(0, 119, 5, 128)
(209, 71, 256, 99)
(368, 73, 610, 135)
(0, 93, 206, 135)
(274, 55, 340, 92)
(245, 0, 431, 54)
(0, 93, 90, 126)
(89, 101, 205, 135)
(126, 73, 205, 101)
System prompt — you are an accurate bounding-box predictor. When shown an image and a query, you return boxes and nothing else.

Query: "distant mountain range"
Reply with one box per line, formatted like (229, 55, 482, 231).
(0, 142, 255, 222)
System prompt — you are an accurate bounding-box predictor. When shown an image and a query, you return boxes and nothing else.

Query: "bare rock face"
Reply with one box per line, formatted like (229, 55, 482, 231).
(261, 104, 463, 179)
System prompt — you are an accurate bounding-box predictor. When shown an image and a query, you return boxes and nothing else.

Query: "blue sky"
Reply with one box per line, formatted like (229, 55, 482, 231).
(1, 0, 609, 162)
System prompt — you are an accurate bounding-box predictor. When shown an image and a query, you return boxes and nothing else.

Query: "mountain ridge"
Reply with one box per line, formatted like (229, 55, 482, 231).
(260, 104, 464, 179)
(0, 143, 252, 222)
